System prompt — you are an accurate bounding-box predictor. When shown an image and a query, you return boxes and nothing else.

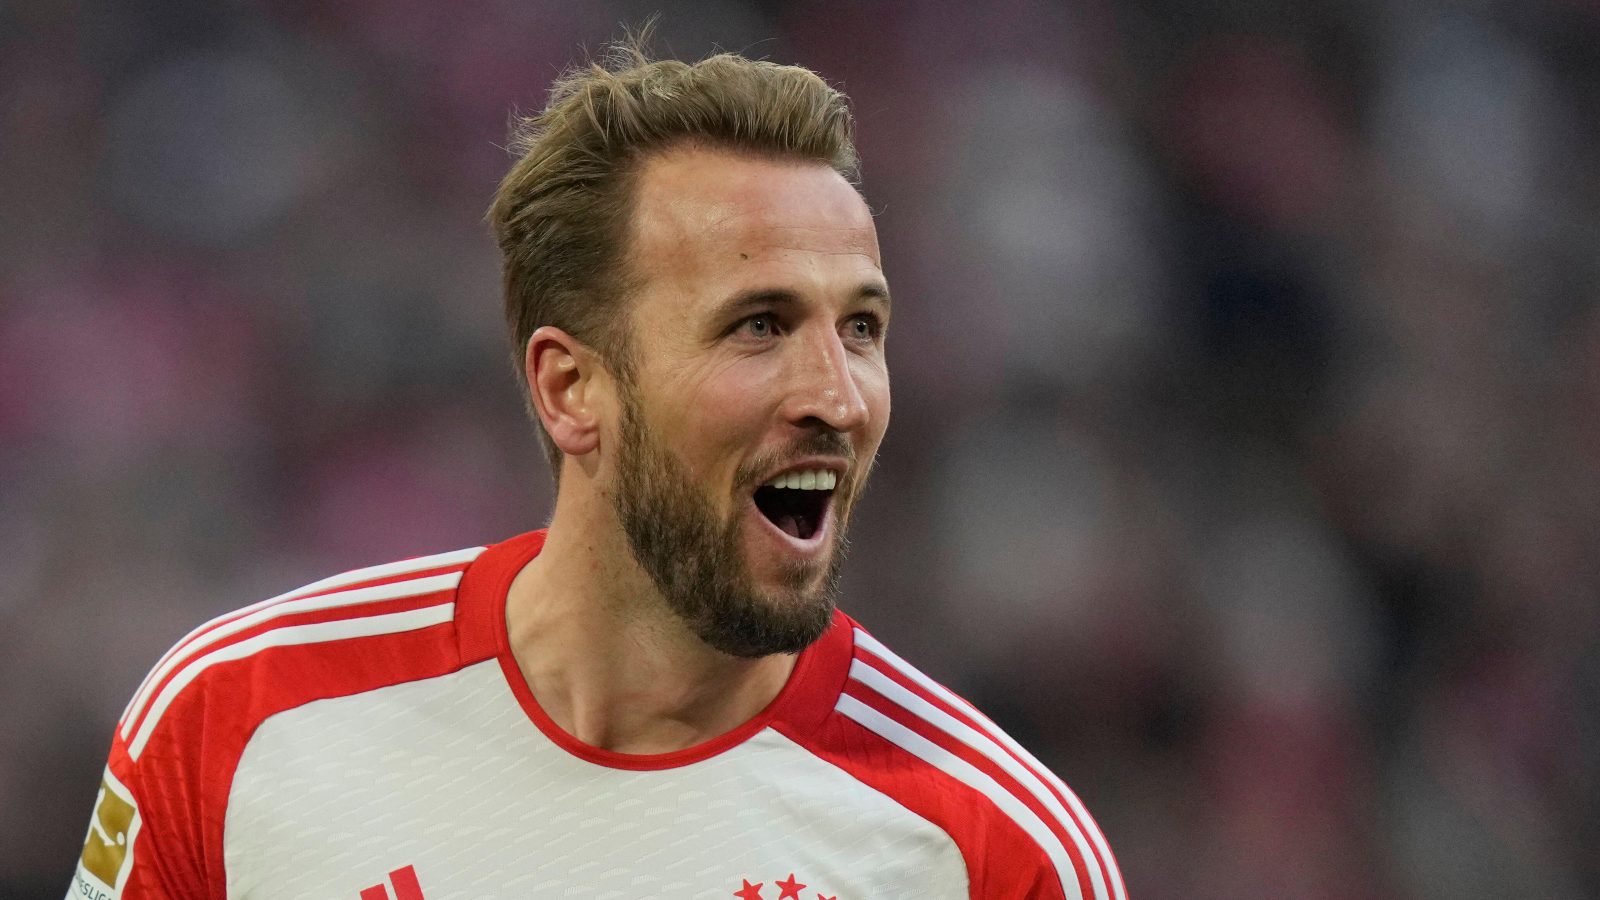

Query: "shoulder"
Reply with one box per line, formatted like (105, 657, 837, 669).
(116, 544, 486, 768)
(789, 618, 1127, 900)
(79, 545, 487, 898)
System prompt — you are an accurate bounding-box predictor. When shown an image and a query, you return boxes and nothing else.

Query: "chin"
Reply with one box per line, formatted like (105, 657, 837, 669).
(693, 560, 841, 659)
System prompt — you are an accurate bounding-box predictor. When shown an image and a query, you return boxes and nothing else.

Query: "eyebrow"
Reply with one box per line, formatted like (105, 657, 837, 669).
(858, 283, 892, 309)
(712, 283, 892, 321)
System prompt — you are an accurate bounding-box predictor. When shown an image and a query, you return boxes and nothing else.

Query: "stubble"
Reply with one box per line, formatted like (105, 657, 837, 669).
(610, 387, 848, 658)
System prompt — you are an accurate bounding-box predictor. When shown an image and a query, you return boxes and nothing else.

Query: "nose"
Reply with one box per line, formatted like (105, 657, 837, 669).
(783, 326, 871, 434)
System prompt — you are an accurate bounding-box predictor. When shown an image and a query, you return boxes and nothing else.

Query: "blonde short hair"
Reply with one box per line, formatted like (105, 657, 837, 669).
(488, 39, 859, 476)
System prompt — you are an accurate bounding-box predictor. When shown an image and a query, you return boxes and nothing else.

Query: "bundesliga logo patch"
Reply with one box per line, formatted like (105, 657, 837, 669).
(73, 769, 141, 899)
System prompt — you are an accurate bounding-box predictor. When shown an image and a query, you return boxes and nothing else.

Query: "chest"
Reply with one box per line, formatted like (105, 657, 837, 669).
(222, 664, 967, 899)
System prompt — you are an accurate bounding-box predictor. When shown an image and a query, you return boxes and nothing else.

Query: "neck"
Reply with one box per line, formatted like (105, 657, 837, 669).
(504, 487, 797, 755)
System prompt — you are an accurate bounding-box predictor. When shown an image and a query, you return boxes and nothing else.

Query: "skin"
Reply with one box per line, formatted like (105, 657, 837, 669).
(505, 145, 892, 754)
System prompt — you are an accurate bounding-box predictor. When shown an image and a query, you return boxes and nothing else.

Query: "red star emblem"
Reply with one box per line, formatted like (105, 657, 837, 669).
(775, 874, 806, 900)
(817, 896, 837, 900)
(734, 879, 764, 900)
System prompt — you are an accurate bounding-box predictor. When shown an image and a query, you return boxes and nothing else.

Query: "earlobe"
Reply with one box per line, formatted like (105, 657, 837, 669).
(526, 326, 602, 457)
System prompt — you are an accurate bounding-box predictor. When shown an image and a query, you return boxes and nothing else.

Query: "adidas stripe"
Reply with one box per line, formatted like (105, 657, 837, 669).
(119, 547, 483, 730)
(128, 602, 457, 759)
(852, 628, 1125, 900)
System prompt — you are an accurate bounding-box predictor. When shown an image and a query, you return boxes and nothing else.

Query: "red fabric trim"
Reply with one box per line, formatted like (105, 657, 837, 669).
(493, 611, 847, 771)
(454, 529, 856, 771)
(770, 610, 856, 735)
(853, 644, 1115, 898)
(772, 696, 1067, 900)
(453, 530, 546, 664)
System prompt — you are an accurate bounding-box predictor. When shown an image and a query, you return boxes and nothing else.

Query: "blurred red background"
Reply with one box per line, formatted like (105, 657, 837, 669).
(3, 1, 1598, 897)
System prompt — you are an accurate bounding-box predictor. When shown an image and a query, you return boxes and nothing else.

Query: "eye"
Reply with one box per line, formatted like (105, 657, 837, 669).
(844, 313, 883, 342)
(740, 313, 779, 339)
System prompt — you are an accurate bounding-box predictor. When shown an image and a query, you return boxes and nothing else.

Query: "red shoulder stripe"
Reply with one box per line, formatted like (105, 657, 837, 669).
(119, 547, 483, 725)
(120, 561, 474, 741)
(852, 629, 1125, 900)
(774, 699, 1067, 900)
(843, 675, 1098, 900)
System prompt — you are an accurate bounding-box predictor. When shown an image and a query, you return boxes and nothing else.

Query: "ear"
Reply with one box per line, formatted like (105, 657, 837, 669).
(525, 326, 608, 458)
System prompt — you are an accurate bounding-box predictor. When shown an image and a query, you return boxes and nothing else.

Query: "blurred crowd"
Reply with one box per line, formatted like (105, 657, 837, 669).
(3, 1, 1597, 897)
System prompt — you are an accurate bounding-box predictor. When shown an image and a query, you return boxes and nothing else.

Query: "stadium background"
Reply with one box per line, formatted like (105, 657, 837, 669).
(3, 0, 1598, 897)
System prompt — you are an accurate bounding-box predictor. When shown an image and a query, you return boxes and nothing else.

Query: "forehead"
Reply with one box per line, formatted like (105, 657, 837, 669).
(626, 147, 881, 302)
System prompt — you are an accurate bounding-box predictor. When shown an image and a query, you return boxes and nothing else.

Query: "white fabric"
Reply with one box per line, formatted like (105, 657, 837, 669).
(224, 661, 968, 899)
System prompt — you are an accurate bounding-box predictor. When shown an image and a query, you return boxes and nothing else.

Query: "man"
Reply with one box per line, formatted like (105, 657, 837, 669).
(71, 45, 1125, 900)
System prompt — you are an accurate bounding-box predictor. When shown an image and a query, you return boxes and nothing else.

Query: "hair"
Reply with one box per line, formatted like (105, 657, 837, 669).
(488, 35, 860, 479)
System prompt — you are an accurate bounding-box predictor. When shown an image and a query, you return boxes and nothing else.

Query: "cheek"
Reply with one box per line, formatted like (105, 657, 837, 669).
(664, 367, 778, 459)
(689, 364, 775, 421)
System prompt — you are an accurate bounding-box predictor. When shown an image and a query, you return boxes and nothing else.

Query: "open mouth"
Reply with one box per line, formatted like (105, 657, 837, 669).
(752, 470, 836, 541)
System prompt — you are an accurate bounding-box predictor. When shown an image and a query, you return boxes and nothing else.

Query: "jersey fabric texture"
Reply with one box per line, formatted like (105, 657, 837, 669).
(71, 530, 1126, 900)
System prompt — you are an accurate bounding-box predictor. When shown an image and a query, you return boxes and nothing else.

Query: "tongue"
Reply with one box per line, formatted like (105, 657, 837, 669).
(777, 514, 803, 539)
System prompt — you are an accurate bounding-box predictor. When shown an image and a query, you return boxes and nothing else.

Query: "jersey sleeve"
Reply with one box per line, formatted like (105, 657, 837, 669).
(67, 611, 253, 900)
(813, 621, 1129, 900)
(67, 724, 218, 900)
(65, 545, 485, 900)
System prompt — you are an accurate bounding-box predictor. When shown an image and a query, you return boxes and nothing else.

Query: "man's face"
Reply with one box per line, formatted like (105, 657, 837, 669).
(605, 146, 890, 657)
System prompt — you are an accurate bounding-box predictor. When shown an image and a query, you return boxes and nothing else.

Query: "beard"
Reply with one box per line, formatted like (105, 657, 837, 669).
(609, 387, 850, 658)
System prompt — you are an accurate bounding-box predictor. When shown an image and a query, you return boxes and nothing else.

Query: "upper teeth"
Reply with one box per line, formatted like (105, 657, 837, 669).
(763, 468, 837, 490)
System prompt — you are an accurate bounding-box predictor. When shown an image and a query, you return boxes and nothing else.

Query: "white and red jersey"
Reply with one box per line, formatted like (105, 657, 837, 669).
(71, 530, 1125, 900)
